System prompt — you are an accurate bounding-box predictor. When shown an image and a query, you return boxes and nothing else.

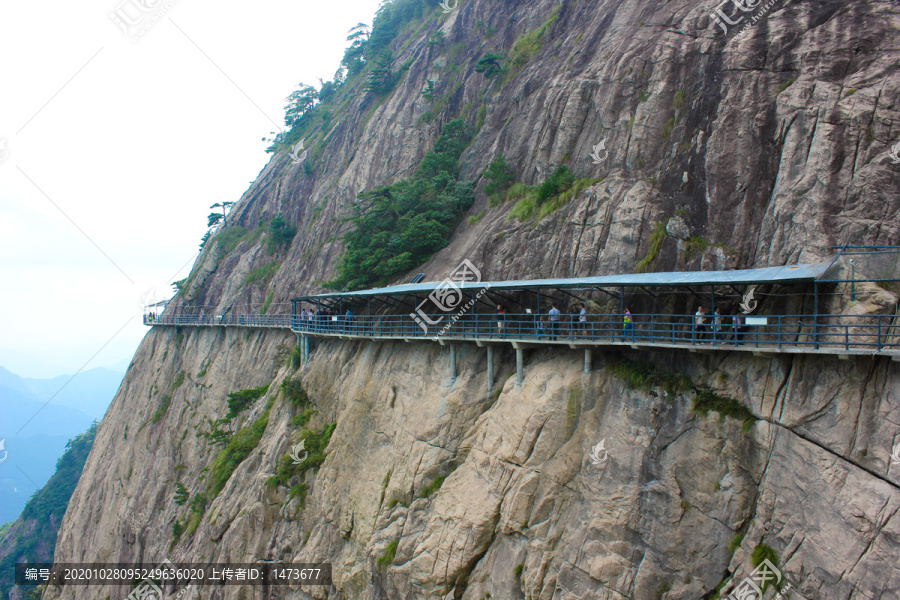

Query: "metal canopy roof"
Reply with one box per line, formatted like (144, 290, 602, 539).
(293, 263, 831, 302)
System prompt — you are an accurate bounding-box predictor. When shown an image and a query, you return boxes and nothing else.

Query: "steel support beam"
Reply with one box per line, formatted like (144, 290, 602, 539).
(516, 347, 524, 386)
(487, 346, 495, 392)
(450, 345, 457, 382)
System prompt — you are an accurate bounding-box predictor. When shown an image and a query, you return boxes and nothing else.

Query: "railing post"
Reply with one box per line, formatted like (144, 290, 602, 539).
(778, 316, 782, 349)
(516, 347, 524, 386)
(450, 345, 457, 382)
(877, 315, 882, 351)
(845, 321, 849, 351)
(486, 346, 494, 393)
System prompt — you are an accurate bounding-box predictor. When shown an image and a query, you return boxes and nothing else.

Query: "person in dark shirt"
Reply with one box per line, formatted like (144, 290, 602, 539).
(549, 304, 561, 340)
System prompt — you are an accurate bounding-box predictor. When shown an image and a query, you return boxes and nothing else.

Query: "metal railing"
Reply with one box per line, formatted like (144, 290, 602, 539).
(145, 312, 900, 354)
(144, 313, 291, 328)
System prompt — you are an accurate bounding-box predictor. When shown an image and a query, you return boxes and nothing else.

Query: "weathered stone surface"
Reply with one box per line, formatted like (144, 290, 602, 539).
(46, 0, 900, 599)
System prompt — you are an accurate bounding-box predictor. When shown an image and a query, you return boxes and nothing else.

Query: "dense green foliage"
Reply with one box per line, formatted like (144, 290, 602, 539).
(366, 0, 433, 59)
(0, 425, 97, 600)
(268, 0, 439, 154)
(329, 119, 474, 290)
(207, 398, 274, 498)
(377, 540, 399, 568)
(266, 216, 297, 255)
(173, 482, 189, 506)
(267, 422, 337, 500)
(608, 359, 693, 396)
(225, 384, 270, 421)
(284, 84, 319, 127)
(281, 379, 311, 409)
(537, 165, 575, 204)
(291, 408, 319, 430)
(506, 173, 602, 222)
(692, 390, 757, 430)
(245, 262, 281, 285)
(483, 153, 516, 197)
(19, 425, 97, 521)
(475, 53, 505, 78)
(365, 53, 401, 95)
(750, 545, 782, 592)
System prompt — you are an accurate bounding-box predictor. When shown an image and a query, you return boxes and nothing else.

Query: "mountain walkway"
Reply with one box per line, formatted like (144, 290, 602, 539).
(144, 311, 900, 365)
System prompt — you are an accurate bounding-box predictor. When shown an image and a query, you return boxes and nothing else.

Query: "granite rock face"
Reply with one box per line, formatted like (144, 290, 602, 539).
(47, 0, 900, 599)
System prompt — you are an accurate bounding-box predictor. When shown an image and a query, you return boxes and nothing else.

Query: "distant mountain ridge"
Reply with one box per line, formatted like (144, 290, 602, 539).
(0, 366, 123, 421)
(0, 424, 96, 600)
(0, 366, 121, 525)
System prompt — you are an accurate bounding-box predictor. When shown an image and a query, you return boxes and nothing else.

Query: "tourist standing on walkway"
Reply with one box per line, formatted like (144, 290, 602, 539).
(693, 306, 707, 343)
(713, 308, 723, 342)
(300, 309, 308, 331)
(496, 304, 506, 337)
(623, 308, 633, 340)
(731, 312, 742, 344)
(549, 304, 561, 340)
(579, 303, 588, 338)
(345, 310, 353, 334)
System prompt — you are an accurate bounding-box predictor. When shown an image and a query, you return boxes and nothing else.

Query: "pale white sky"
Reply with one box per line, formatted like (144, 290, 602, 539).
(0, 0, 384, 377)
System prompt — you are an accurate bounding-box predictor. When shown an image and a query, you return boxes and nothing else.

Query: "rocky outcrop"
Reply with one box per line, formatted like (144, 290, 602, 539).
(45, 0, 900, 599)
(47, 329, 900, 600)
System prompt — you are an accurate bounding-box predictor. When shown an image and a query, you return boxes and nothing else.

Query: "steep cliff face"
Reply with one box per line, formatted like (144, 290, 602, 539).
(47, 0, 900, 599)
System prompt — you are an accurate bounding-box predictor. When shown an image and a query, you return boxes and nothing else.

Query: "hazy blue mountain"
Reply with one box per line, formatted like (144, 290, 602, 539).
(0, 366, 121, 525)
(0, 366, 123, 421)
(0, 424, 96, 600)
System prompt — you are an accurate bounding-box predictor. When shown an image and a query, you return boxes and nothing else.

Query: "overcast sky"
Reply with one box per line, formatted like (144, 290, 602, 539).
(0, 0, 384, 378)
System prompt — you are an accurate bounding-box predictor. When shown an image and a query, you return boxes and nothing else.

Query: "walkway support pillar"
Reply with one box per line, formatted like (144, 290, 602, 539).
(300, 335, 304, 364)
(298, 334, 306, 365)
(584, 348, 592, 373)
(487, 346, 495, 392)
(450, 345, 457, 382)
(516, 347, 524, 386)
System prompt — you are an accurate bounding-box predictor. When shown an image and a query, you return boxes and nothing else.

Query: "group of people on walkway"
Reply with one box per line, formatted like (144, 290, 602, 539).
(295, 303, 748, 344)
(691, 305, 746, 343)
(296, 308, 356, 333)
(494, 302, 628, 341)
(491, 303, 745, 344)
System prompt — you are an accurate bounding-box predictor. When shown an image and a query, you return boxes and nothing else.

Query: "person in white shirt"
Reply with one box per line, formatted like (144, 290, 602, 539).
(694, 306, 706, 343)
(578, 303, 588, 338)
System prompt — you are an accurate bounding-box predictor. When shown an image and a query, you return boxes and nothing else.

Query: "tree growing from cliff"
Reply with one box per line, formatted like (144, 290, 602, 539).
(329, 118, 474, 291)
(284, 84, 319, 128)
(483, 153, 516, 197)
(536, 165, 574, 204)
(266, 215, 297, 255)
(342, 23, 370, 77)
(475, 53, 505, 78)
(365, 53, 399, 95)
(209, 201, 234, 227)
